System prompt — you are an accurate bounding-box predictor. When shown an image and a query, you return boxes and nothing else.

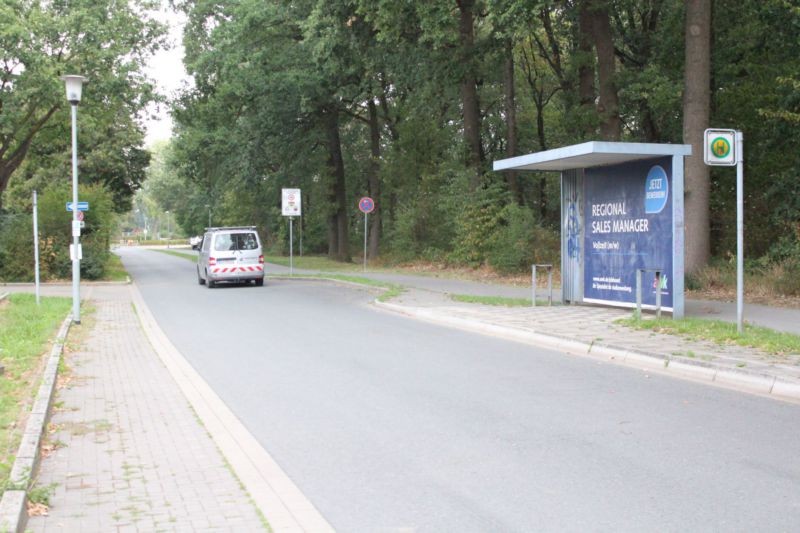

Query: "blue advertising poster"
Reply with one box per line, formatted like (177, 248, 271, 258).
(583, 157, 673, 309)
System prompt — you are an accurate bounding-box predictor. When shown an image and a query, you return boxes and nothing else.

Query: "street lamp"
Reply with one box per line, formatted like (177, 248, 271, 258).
(62, 74, 86, 324)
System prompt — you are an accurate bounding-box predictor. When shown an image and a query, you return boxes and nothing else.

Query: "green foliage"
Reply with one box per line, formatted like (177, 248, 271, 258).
(0, 183, 116, 281)
(448, 182, 559, 273)
(0, 0, 165, 209)
(140, 0, 800, 285)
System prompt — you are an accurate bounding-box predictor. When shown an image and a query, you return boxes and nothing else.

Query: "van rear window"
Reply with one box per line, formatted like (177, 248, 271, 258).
(213, 232, 258, 251)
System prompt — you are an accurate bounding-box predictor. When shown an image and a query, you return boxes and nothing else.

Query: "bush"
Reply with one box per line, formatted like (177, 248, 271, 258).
(448, 183, 559, 274)
(449, 183, 508, 267)
(770, 258, 800, 296)
(0, 183, 115, 281)
(487, 205, 560, 273)
(0, 214, 35, 281)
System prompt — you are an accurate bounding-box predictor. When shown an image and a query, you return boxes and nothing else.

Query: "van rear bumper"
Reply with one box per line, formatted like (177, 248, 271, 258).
(208, 264, 264, 281)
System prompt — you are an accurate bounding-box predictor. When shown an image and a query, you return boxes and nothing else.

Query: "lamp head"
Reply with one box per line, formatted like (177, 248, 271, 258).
(60, 75, 87, 105)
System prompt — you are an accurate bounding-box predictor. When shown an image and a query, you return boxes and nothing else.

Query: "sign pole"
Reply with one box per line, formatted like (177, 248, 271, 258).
(736, 131, 744, 333)
(33, 190, 40, 305)
(70, 103, 81, 324)
(281, 188, 302, 275)
(704, 128, 743, 332)
(363, 212, 368, 272)
(358, 197, 375, 272)
(289, 217, 294, 276)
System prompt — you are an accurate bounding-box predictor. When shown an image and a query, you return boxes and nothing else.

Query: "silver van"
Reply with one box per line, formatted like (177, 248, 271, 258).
(197, 226, 265, 288)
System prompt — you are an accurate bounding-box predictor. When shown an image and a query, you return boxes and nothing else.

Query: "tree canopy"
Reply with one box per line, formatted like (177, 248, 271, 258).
(0, 0, 166, 212)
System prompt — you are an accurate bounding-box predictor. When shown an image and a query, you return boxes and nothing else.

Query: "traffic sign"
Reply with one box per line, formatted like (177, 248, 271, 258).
(66, 201, 89, 212)
(282, 188, 301, 216)
(77, 210, 85, 221)
(358, 197, 375, 214)
(704, 129, 736, 166)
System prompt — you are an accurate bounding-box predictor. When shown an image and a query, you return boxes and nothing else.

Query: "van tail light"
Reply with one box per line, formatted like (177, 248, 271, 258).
(259, 255, 264, 264)
(209, 257, 217, 266)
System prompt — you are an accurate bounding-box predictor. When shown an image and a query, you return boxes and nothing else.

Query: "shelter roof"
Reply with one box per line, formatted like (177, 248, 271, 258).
(493, 141, 692, 172)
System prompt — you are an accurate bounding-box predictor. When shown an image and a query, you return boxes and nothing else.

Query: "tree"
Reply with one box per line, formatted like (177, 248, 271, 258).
(0, 0, 165, 209)
(682, 0, 712, 274)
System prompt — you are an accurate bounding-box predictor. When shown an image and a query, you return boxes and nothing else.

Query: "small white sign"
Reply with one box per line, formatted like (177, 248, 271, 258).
(72, 220, 81, 237)
(282, 188, 301, 217)
(704, 129, 737, 166)
(69, 244, 83, 261)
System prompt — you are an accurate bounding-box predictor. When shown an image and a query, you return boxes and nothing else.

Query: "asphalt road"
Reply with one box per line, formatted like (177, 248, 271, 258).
(118, 247, 800, 531)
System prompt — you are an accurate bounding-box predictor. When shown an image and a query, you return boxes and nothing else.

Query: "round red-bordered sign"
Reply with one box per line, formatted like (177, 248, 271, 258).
(358, 197, 375, 214)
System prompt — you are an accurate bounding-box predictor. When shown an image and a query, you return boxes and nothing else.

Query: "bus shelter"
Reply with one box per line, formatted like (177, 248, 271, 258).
(493, 141, 692, 318)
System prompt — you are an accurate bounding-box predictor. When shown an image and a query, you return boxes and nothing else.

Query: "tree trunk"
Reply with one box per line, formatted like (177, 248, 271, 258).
(578, 1, 596, 138)
(590, 0, 622, 140)
(367, 100, 381, 259)
(683, 0, 712, 274)
(325, 109, 351, 262)
(458, 0, 483, 187)
(504, 42, 523, 205)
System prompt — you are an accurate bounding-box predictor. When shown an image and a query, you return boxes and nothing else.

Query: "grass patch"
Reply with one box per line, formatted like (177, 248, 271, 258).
(450, 294, 557, 307)
(0, 294, 71, 493)
(103, 253, 129, 282)
(152, 249, 196, 262)
(264, 254, 361, 272)
(274, 273, 404, 302)
(618, 316, 800, 356)
(317, 274, 405, 302)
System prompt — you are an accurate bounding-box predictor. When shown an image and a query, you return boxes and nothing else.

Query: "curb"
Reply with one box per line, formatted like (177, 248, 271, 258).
(374, 300, 800, 403)
(0, 314, 72, 533)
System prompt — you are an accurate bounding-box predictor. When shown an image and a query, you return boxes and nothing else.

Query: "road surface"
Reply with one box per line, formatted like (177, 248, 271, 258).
(118, 247, 800, 531)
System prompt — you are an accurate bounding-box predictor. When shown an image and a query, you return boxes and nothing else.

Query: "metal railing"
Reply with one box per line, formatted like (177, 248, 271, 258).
(532, 264, 553, 307)
(635, 268, 663, 319)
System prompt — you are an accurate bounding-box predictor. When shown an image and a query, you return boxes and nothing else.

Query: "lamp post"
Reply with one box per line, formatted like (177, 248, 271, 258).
(62, 74, 86, 325)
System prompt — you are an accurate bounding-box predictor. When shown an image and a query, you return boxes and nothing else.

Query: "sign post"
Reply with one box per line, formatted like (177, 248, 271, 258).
(704, 128, 744, 333)
(33, 191, 40, 305)
(358, 197, 375, 272)
(282, 188, 302, 275)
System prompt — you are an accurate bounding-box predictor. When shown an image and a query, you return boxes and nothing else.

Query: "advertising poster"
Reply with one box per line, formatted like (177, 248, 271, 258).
(583, 157, 673, 309)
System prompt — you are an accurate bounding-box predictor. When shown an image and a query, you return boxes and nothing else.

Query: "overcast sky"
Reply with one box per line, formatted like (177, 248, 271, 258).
(143, 3, 189, 146)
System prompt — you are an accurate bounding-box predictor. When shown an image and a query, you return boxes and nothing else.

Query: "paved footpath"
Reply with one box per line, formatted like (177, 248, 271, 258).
(26, 285, 267, 532)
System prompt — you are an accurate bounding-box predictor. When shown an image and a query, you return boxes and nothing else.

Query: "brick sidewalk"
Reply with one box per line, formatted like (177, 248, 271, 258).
(27, 286, 266, 531)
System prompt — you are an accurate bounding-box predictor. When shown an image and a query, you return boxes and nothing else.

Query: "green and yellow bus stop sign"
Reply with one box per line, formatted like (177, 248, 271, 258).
(704, 129, 736, 166)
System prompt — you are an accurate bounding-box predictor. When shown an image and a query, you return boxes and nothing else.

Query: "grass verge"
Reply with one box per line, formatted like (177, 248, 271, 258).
(450, 294, 558, 307)
(618, 316, 800, 357)
(273, 273, 405, 302)
(0, 293, 71, 493)
(104, 253, 129, 281)
(264, 255, 361, 272)
(153, 249, 196, 262)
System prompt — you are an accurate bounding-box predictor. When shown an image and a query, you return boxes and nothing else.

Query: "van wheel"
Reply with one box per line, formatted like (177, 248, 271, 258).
(197, 267, 206, 285)
(255, 278, 264, 287)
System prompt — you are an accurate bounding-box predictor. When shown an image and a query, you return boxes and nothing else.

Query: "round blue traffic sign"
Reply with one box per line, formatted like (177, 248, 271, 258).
(359, 197, 375, 214)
